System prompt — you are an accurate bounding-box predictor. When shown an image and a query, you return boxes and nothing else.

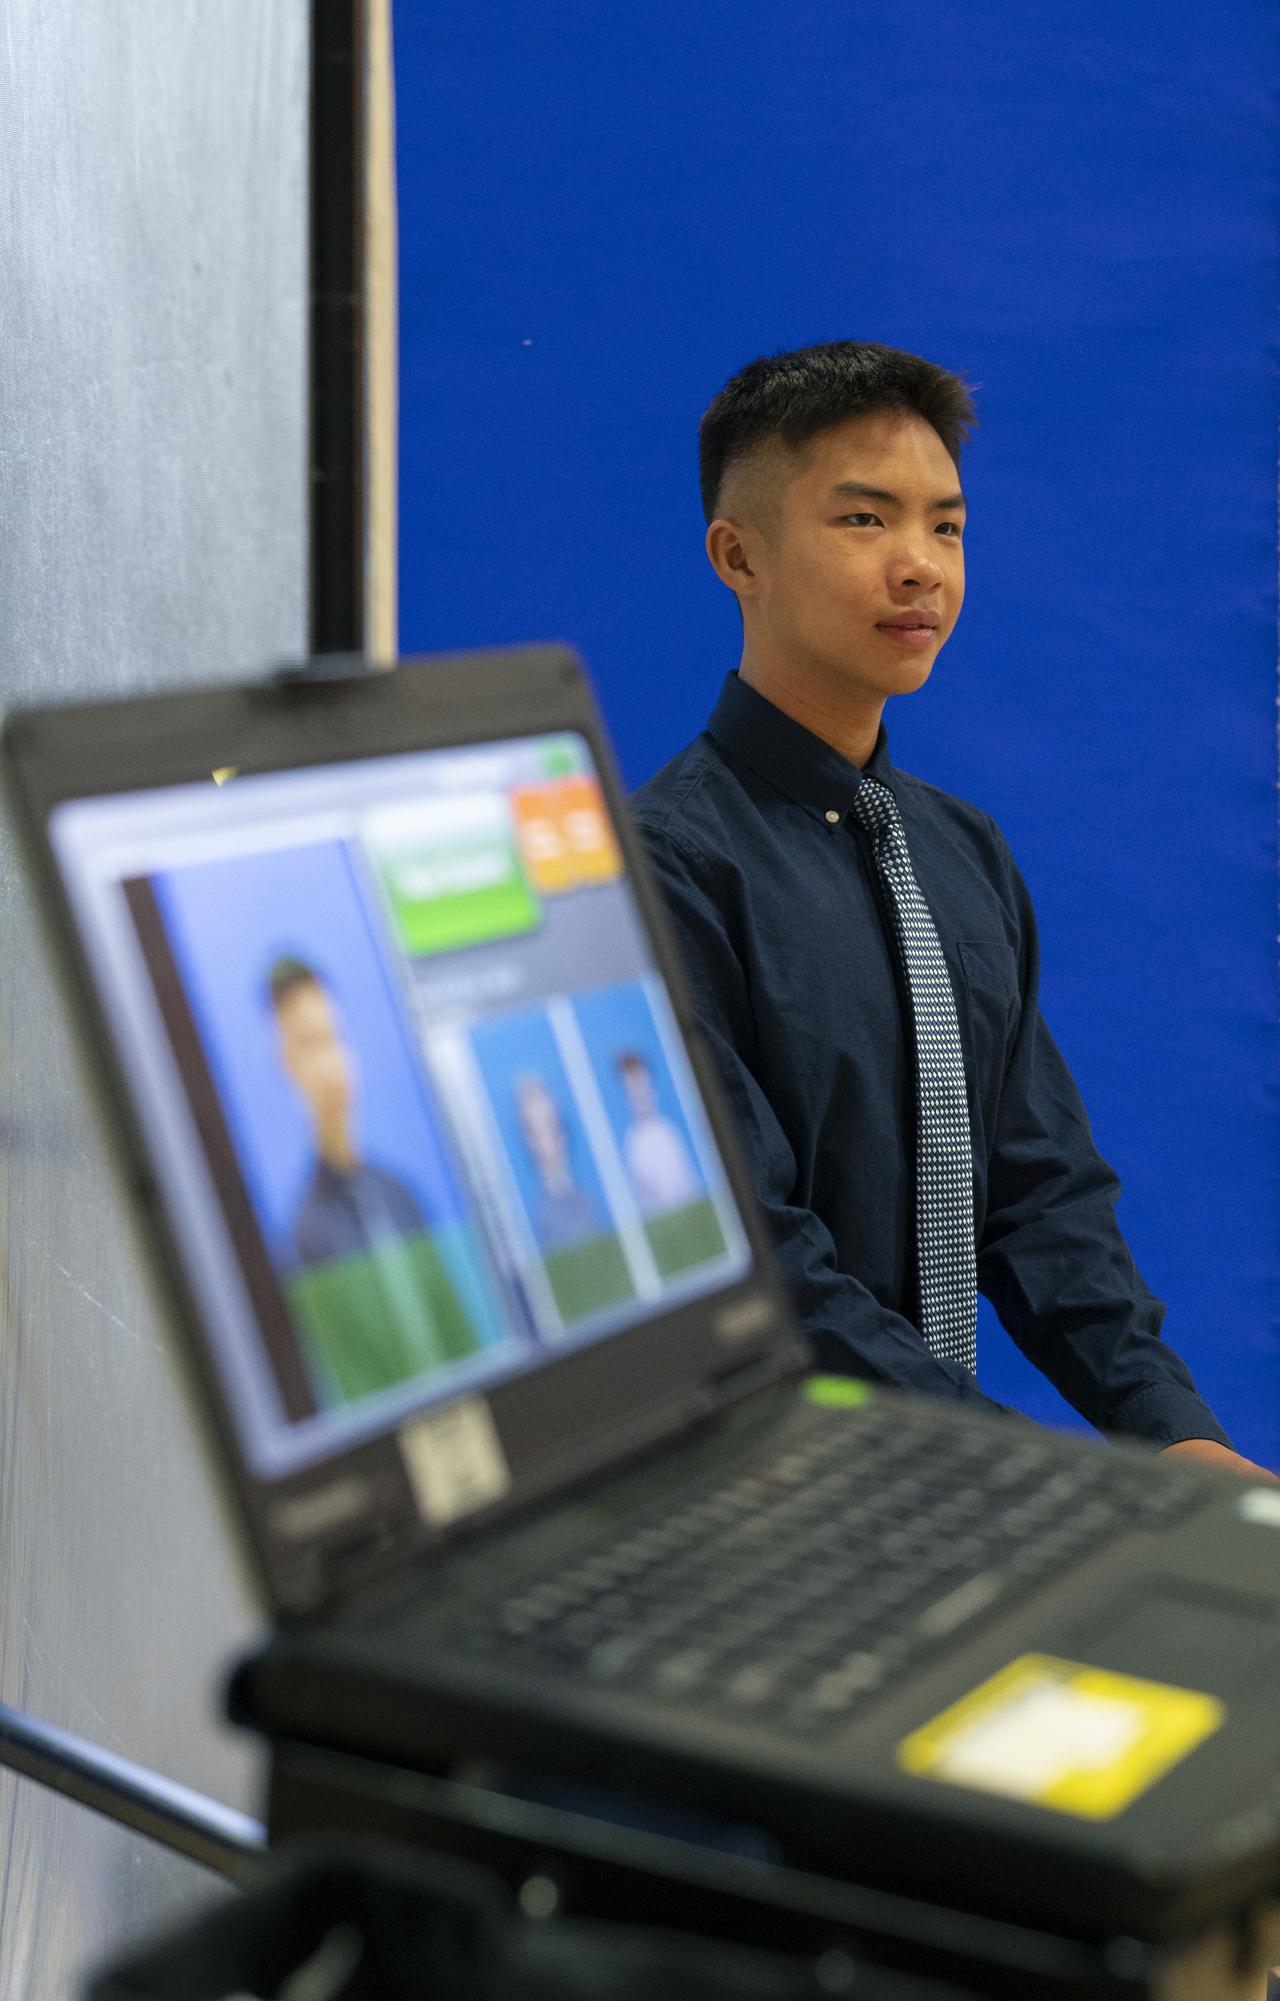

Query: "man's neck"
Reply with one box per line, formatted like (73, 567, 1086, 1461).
(738, 655, 884, 769)
(317, 1130, 359, 1174)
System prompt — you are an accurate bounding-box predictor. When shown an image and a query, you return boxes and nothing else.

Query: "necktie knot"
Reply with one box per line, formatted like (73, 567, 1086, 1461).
(848, 776, 900, 848)
(849, 777, 897, 839)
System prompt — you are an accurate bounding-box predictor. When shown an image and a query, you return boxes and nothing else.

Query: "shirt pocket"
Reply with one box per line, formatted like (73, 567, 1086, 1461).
(954, 937, 1021, 1096)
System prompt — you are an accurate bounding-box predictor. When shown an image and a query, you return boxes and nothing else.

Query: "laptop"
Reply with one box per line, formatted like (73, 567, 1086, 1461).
(6, 645, 1280, 1950)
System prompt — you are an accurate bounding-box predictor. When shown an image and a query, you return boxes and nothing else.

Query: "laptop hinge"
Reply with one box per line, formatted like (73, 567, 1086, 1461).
(283, 1516, 421, 1624)
(709, 1343, 806, 1412)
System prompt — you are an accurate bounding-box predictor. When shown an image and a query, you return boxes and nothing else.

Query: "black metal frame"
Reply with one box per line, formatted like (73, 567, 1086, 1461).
(0, 0, 367, 1876)
(0, 1703, 265, 1883)
(309, 0, 368, 653)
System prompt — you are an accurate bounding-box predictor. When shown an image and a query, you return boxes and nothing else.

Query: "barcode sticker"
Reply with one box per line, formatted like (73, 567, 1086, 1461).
(400, 1397, 511, 1526)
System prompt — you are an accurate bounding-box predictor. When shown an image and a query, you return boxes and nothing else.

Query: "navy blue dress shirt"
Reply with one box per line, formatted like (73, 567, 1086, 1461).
(633, 673, 1229, 1450)
(293, 1157, 428, 1270)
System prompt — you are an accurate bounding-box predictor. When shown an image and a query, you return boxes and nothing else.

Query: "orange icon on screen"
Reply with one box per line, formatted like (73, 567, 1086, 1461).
(558, 776, 621, 883)
(511, 785, 575, 893)
(510, 777, 621, 893)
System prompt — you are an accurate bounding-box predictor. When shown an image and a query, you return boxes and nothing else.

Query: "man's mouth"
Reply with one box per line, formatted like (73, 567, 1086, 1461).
(875, 616, 939, 650)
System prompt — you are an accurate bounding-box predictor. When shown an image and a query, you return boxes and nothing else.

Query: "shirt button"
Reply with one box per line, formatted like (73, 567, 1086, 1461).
(825, 809, 841, 825)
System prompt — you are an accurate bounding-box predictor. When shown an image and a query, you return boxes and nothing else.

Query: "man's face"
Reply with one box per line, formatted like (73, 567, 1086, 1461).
(621, 1062, 657, 1120)
(740, 409, 965, 703)
(276, 980, 353, 1133)
(517, 1079, 569, 1179)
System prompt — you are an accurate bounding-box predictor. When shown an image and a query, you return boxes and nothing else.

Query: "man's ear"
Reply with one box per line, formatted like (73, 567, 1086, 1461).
(706, 517, 763, 601)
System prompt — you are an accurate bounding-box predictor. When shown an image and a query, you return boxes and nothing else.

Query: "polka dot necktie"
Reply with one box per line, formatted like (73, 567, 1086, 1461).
(848, 777, 978, 1373)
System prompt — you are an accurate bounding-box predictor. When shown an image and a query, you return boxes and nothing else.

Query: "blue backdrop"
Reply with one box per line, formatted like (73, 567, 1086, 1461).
(394, 3, 1279, 1461)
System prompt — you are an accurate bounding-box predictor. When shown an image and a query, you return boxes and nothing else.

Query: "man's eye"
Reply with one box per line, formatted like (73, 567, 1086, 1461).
(844, 513, 882, 528)
(936, 521, 962, 537)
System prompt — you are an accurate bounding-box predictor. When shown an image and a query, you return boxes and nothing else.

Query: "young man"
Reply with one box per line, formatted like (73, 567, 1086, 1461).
(267, 955, 483, 1402)
(615, 1050, 700, 1216)
(634, 341, 1267, 1477)
(513, 1070, 606, 1251)
(268, 955, 431, 1269)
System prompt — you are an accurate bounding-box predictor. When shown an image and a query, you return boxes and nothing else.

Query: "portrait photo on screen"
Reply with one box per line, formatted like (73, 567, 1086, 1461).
(571, 978, 729, 1281)
(144, 839, 510, 1415)
(466, 1000, 637, 1327)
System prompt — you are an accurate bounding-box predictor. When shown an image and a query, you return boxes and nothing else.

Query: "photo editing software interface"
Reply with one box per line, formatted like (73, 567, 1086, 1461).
(51, 732, 751, 1478)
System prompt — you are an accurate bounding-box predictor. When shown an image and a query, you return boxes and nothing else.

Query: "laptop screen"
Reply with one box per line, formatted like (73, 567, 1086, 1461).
(50, 728, 753, 1484)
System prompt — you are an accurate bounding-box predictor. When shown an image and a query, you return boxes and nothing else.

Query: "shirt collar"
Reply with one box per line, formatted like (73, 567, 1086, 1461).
(705, 672, 895, 827)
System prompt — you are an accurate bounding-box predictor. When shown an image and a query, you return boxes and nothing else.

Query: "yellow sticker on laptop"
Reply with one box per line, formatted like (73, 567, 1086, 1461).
(897, 1654, 1223, 1820)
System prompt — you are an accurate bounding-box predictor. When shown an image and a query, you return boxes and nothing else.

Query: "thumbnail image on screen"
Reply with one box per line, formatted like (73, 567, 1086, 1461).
(467, 1001, 637, 1326)
(131, 838, 511, 1423)
(572, 980, 728, 1278)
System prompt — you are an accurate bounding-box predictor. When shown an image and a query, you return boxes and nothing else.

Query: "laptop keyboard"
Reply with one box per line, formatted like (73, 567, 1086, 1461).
(455, 1401, 1204, 1739)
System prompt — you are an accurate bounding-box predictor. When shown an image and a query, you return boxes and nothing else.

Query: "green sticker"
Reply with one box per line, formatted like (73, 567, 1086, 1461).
(804, 1375, 873, 1409)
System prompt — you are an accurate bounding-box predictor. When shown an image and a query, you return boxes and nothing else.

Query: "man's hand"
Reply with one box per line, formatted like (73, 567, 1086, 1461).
(1160, 1437, 1279, 1483)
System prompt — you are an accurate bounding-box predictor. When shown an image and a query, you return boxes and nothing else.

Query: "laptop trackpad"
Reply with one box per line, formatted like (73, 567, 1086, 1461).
(1069, 1587, 1280, 1695)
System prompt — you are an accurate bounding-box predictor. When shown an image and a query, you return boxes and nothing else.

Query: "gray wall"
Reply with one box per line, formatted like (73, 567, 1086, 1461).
(0, 5, 309, 1994)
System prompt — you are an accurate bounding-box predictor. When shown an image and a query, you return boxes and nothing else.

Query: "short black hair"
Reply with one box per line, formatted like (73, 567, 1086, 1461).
(266, 954, 325, 1010)
(699, 341, 977, 524)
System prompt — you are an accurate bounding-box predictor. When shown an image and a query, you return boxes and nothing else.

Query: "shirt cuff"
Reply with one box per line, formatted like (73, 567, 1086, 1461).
(1105, 1381, 1234, 1452)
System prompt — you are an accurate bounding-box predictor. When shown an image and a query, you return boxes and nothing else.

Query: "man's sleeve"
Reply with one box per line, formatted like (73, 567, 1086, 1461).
(977, 836, 1231, 1448)
(640, 822, 1006, 1411)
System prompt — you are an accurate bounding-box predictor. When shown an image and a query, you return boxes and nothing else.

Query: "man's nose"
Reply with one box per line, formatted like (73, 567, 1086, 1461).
(890, 537, 944, 593)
